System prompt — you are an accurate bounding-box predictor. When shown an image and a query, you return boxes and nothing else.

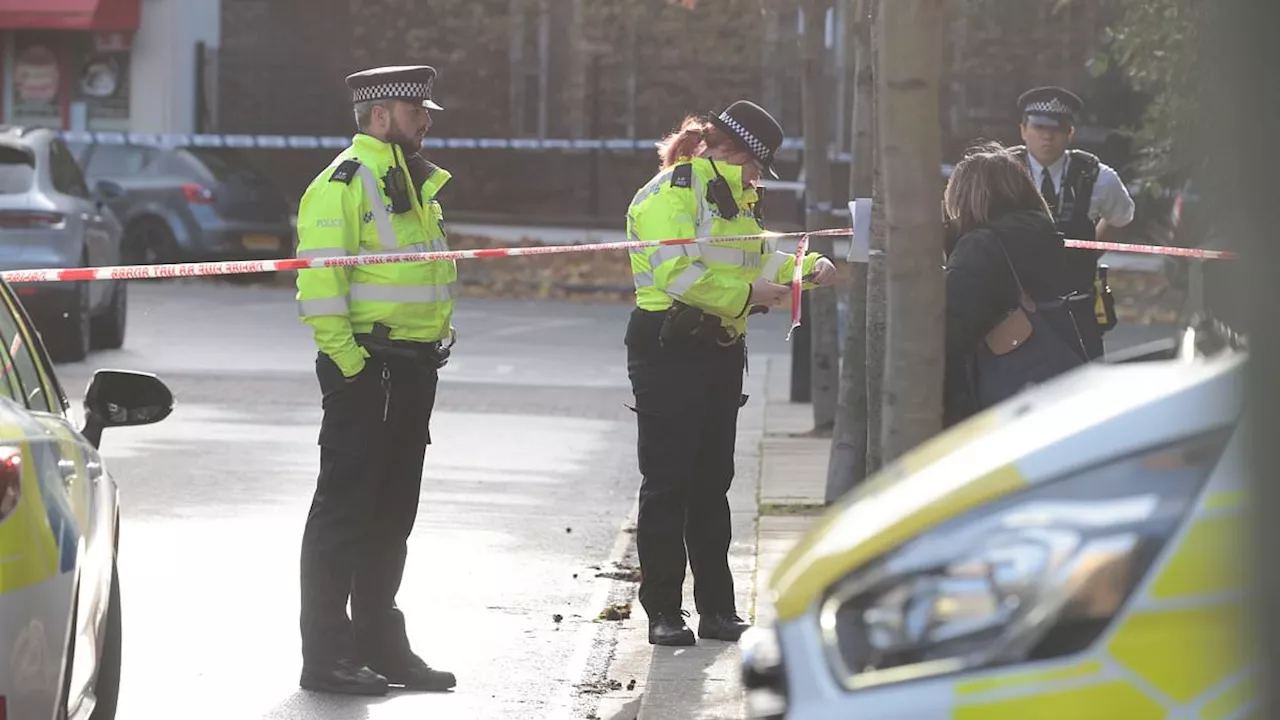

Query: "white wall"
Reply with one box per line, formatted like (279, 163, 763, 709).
(128, 0, 221, 134)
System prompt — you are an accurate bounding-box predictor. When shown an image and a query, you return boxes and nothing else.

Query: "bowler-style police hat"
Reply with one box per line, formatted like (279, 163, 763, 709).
(710, 100, 784, 179)
(345, 65, 443, 111)
(1018, 86, 1082, 129)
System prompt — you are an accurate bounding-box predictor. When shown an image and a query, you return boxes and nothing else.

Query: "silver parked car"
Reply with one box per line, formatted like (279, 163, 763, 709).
(0, 127, 128, 363)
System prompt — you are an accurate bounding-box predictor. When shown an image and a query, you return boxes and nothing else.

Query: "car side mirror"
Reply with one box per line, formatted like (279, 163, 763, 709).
(94, 179, 125, 201)
(81, 369, 174, 449)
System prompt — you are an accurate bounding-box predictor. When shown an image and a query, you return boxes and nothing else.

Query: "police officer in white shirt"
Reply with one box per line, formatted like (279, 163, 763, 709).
(1012, 86, 1136, 360)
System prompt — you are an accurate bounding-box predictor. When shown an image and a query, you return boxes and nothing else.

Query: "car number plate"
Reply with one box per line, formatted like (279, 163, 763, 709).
(242, 234, 281, 251)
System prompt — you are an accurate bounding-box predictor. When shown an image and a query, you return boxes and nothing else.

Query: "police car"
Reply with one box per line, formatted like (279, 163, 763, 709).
(743, 319, 1251, 719)
(0, 277, 173, 720)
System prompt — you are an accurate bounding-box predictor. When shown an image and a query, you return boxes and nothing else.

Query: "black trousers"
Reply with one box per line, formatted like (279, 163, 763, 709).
(625, 309, 746, 617)
(299, 350, 438, 668)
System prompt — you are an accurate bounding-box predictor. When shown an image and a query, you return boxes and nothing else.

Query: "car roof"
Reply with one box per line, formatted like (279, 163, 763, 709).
(0, 126, 53, 150)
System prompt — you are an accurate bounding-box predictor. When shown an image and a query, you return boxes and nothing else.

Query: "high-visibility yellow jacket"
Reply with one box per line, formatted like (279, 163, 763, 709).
(294, 134, 456, 377)
(626, 157, 822, 337)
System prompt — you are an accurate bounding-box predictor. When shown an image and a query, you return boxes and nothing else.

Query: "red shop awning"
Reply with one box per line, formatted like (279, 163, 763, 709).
(0, 0, 140, 32)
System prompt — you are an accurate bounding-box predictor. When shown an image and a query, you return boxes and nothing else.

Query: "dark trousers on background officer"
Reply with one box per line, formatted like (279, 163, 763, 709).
(299, 330, 454, 693)
(625, 308, 751, 646)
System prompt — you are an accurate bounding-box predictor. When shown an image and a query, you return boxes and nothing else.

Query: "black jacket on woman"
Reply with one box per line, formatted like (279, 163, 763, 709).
(943, 209, 1075, 426)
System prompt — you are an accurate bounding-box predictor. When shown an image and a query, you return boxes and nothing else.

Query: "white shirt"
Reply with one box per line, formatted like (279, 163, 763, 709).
(1026, 151, 1136, 228)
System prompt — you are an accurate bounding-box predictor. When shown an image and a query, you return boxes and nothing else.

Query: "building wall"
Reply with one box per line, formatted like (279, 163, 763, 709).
(128, 0, 221, 134)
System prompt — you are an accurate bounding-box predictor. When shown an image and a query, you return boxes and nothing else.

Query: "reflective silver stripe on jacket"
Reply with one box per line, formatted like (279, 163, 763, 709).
(665, 265, 706, 298)
(349, 282, 457, 304)
(633, 271, 655, 289)
(297, 247, 350, 260)
(355, 164, 399, 250)
(650, 244, 760, 269)
(297, 296, 350, 318)
(761, 252, 790, 280)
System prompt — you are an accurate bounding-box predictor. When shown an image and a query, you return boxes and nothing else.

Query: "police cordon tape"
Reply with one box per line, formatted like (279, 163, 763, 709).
(0, 229, 1236, 287)
(0, 227, 1235, 337)
(54, 129, 812, 154)
(789, 233, 810, 338)
(0, 228, 853, 285)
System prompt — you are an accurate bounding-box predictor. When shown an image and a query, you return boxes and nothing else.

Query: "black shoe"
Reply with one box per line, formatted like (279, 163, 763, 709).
(367, 653, 457, 692)
(648, 610, 696, 646)
(698, 612, 751, 641)
(299, 658, 389, 696)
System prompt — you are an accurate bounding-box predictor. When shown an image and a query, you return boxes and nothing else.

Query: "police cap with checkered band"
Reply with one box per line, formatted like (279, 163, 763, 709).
(709, 100, 784, 179)
(1018, 86, 1082, 129)
(345, 65, 443, 111)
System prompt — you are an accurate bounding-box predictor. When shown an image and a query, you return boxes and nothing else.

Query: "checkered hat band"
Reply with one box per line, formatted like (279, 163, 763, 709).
(718, 112, 771, 163)
(352, 81, 432, 103)
(1024, 97, 1073, 115)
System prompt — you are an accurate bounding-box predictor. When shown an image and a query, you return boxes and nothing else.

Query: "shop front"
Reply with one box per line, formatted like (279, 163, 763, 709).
(0, 0, 140, 131)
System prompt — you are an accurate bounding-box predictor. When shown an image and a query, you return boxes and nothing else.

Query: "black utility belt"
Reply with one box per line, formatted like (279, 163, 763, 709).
(354, 333, 448, 365)
(658, 302, 744, 349)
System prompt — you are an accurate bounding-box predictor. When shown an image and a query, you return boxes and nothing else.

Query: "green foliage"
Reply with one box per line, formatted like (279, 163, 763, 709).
(1090, 0, 1206, 193)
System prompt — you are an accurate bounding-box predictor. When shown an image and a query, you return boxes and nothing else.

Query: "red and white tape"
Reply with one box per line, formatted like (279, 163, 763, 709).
(1062, 238, 1236, 260)
(788, 233, 809, 339)
(0, 227, 1233, 286)
(0, 228, 852, 285)
(0, 226, 1233, 340)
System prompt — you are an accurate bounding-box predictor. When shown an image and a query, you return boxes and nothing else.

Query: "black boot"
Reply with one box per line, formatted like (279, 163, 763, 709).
(299, 658, 389, 696)
(366, 652, 457, 692)
(649, 610, 696, 646)
(698, 612, 751, 641)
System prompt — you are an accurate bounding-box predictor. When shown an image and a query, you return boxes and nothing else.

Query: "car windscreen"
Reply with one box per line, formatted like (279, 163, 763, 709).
(84, 144, 155, 177)
(0, 147, 34, 194)
(182, 148, 271, 185)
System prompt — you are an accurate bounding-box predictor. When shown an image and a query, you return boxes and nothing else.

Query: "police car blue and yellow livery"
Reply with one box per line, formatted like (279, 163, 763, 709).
(743, 328, 1254, 720)
(0, 276, 174, 720)
(626, 157, 820, 337)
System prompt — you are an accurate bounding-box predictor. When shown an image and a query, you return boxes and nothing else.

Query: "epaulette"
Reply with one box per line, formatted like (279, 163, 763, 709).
(670, 163, 693, 189)
(1066, 148, 1101, 169)
(329, 159, 361, 184)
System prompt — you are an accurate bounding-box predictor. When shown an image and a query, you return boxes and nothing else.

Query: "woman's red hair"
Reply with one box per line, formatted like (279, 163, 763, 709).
(655, 115, 738, 169)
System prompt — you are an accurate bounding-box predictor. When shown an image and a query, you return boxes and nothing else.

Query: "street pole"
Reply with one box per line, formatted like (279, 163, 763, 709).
(800, 0, 840, 431)
(827, 0, 873, 502)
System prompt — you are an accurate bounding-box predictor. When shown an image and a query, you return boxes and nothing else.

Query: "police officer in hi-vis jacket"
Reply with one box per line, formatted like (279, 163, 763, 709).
(624, 100, 838, 646)
(294, 65, 458, 696)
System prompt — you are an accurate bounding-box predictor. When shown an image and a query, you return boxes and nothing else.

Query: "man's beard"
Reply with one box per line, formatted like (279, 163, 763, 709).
(388, 120, 423, 155)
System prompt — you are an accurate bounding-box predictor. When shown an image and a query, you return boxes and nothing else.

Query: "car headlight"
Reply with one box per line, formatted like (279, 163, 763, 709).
(819, 429, 1231, 691)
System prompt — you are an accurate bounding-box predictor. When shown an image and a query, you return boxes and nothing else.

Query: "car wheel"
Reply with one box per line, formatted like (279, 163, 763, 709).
(90, 282, 127, 350)
(48, 282, 91, 363)
(123, 219, 177, 266)
(89, 558, 122, 720)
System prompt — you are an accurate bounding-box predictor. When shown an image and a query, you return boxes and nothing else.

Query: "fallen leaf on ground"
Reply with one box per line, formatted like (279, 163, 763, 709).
(598, 602, 633, 621)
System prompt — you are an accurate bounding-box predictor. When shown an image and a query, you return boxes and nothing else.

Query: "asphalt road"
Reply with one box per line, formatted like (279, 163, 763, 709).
(52, 281, 738, 720)
(48, 280, 1171, 720)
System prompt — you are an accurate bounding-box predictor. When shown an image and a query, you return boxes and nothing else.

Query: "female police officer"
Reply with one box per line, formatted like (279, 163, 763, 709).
(624, 100, 837, 646)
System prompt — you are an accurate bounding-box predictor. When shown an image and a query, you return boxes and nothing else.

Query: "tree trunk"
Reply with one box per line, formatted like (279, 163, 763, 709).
(826, 0, 873, 502)
(876, 0, 946, 462)
(800, 0, 839, 433)
(865, 10, 887, 474)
